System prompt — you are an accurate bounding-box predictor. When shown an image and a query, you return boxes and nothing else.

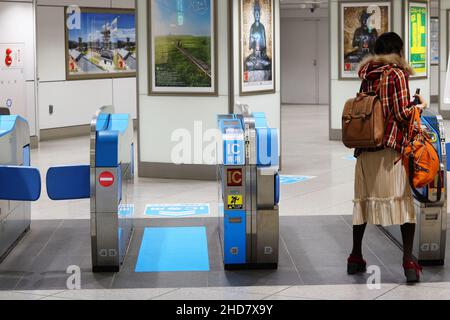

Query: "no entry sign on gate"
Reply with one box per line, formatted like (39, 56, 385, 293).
(99, 171, 114, 187)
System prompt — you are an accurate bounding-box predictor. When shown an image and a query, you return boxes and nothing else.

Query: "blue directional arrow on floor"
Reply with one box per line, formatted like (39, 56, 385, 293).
(145, 203, 210, 217)
(343, 155, 357, 161)
(280, 175, 316, 185)
(119, 204, 134, 217)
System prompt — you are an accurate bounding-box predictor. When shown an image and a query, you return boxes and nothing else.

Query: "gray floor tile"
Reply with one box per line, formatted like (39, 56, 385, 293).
(376, 284, 450, 300)
(152, 288, 265, 300)
(276, 284, 398, 300)
(52, 288, 174, 300)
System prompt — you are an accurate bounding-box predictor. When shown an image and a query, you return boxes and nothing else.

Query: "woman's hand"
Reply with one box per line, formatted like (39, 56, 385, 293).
(414, 94, 428, 110)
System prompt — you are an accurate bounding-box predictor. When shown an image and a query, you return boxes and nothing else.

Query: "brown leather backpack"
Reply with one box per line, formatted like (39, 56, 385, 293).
(342, 71, 390, 149)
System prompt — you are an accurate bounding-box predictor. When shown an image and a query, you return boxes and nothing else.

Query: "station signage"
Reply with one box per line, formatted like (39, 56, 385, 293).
(98, 171, 115, 188)
(227, 169, 243, 187)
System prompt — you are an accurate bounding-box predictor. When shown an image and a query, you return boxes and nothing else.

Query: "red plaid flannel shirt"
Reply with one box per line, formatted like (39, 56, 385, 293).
(355, 63, 414, 157)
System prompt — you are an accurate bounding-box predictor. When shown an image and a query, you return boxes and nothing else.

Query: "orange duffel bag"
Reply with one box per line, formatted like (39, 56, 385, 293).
(402, 107, 441, 203)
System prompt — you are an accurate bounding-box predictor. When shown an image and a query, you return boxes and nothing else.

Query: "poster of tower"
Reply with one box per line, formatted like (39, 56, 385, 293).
(65, 8, 136, 80)
(406, 1, 428, 78)
(340, 2, 391, 79)
(240, 0, 275, 95)
(149, 0, 218, 96)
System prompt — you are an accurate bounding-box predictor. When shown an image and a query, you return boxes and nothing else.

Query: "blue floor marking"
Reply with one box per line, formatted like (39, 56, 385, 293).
(135, 227, 210, 273)
(343, 155, 357, 161)
(145, 203, 210, 217)
(280, 175, 316, 185)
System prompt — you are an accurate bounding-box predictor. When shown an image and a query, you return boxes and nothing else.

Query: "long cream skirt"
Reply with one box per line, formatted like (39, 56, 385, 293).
(353, 148, 416, 227)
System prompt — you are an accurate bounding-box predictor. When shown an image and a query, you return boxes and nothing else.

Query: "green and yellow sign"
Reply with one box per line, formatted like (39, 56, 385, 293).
(409, 4, 428, 76)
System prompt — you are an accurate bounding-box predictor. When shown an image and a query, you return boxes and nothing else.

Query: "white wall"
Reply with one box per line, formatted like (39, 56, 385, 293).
(329, 0, 431, 137)
(137, 0, 281, 167)
(36, 0, 136, 130)
(0, 0, 37, 136)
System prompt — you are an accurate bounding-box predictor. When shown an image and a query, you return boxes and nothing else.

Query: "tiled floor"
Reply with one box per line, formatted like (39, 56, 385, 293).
(1, 104, 450, 300)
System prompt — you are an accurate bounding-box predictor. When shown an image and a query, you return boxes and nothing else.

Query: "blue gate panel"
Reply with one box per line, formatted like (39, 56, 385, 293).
(0, 166, 41, 201)
(224, 210, 246, 265)
(46, 165, 90, 200)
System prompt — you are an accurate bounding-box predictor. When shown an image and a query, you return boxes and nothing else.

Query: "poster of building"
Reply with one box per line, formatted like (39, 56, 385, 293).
(407, 1, 428, 78)
(240, 0, 275, 95)
(149, 0, 217, 96)
(65, 8, 136, 80)
(340, 2, 391, 79)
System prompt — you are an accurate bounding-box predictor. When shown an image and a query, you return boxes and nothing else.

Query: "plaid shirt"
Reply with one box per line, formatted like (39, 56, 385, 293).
(355, 62, 414, 157)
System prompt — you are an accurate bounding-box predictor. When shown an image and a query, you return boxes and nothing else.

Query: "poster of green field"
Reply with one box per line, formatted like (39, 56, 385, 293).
(150, 0, 217, 95)
(408, 2, 428, 77)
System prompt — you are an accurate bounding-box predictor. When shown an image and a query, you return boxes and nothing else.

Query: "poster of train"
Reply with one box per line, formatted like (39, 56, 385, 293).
(240, 0, 275, 95)
(340, 1, 392, 79)
(65, 7, 136, 80)
(149, 0, 218, 96)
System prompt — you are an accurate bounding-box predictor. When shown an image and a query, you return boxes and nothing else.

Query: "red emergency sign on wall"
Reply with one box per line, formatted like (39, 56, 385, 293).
(99, 171, 115, 188)
(5, 48, 12, 67)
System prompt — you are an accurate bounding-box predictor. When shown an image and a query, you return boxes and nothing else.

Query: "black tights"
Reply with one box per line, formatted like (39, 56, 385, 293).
(351, 223, 416, 262)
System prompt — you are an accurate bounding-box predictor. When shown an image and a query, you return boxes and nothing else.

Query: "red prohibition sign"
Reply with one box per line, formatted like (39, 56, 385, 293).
(99, 171, 115, 188)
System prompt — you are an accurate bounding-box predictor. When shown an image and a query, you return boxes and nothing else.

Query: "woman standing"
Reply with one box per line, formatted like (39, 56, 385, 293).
(347, 32, 428, 283)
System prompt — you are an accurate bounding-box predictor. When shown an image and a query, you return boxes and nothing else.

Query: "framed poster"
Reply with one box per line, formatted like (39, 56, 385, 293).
(430, 17, 438, 65)
(447, 10, 450, 67)
(239, 0, 275, 95)
(65, 7, 136, 80)
(404, 0, 429, 78)
(339, 1, 392, 79)
(148, 0, 218, 96)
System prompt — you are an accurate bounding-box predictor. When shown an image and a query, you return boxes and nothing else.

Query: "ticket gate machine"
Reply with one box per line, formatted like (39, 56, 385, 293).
(47, 106, 134, 272)
(380, 110, 447, 266)
(217, 105, 280, 269)
(0, 115, 41, 262)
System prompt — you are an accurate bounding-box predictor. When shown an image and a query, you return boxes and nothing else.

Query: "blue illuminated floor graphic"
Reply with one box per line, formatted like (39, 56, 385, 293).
(135, 227, 210, 273)
(145, 204, 210, 217)
(343, 155, 357, 161)
(280, 175, 316, 185)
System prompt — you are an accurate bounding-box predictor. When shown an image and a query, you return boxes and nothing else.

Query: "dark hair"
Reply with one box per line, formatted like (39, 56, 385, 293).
(374, 32, 404, 56)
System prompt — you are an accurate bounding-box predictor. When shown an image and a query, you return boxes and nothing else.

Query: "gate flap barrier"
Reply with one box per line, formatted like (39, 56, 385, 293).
(46, 165, 90, 200)
(0, 166, 41, 201)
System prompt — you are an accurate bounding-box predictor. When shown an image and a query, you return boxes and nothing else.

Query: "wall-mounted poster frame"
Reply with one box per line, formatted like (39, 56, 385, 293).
(147, 0, 218, 96)
(338, 0, 393, 80)
(239, 0, 276, 96)
(430, 16, 439, 66)
(64, 7, 137, 81)
(446, 10, 450, 68)
(403, 0, 429, 79)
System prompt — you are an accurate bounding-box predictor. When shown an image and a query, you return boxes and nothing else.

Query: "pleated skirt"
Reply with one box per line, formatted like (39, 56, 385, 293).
(353, 148, 416, 227)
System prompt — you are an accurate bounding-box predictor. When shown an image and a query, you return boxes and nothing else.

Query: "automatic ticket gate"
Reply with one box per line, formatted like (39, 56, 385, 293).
(217, 105, 280, 270)
(380, 110, 447, 266)
(47, 106, 134, 272)
(0, 115, 41, 262)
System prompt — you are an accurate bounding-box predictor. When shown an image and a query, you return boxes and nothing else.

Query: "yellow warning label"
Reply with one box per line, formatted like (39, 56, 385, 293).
(227, 195, 243, 210)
